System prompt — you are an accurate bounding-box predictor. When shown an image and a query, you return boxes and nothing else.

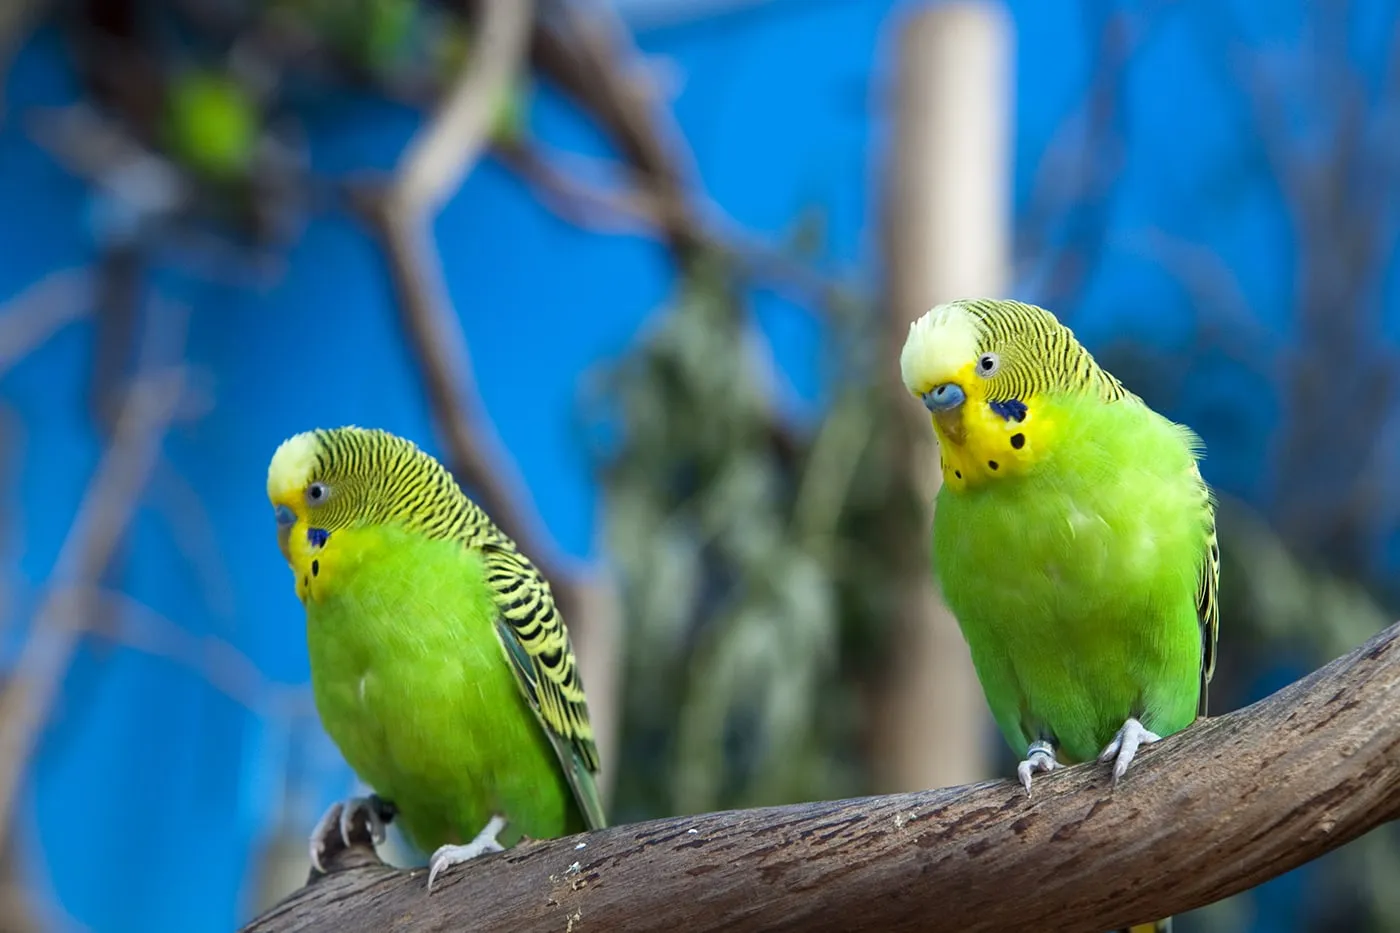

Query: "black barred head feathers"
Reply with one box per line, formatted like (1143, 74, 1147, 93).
(900, 298, 1128, 408)
(267, 426, 492, 547)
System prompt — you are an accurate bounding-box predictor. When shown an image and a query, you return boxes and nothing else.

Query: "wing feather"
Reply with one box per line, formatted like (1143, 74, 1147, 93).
(479, 540, 607, 831)
(1193, 465, 1220, 718)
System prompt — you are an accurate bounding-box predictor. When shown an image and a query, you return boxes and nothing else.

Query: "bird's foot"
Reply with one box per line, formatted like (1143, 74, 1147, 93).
(1016, 740, 1059, 797)
(1097, 716, 1161, 785)
(427, 814, 508, 892)
(309, 793, 397, 873)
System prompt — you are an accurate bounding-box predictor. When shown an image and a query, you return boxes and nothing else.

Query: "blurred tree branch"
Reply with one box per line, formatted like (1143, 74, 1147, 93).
(507, 2, 845, 309)
(1016, 0, 1172, 312)
(79, 587, 313, 720)
(0, 364, 186, 855)
(245, 618, 1400, 933)
(0, 0, 48, 128)
(346, 0, 546, 577)
(345, 0, 633, 781)
(0, 270, 92, 378)
(527, 0, 704, 264)
(394, 0, 533, 216)
(1176, 0, 1400, 576)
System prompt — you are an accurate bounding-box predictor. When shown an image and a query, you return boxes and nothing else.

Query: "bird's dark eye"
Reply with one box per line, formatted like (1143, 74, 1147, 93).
(976, 352, 1001, 377)
(306, 482, 329, 504)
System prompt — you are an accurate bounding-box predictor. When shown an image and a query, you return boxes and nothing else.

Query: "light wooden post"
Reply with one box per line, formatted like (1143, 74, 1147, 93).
(874, 0, 1013, 792)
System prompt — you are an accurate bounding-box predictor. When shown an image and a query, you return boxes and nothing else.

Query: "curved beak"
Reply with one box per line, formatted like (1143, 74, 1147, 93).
(922, 382, 965, 413)
(922, 382, 967, 446)
(275, 504, 296, 563)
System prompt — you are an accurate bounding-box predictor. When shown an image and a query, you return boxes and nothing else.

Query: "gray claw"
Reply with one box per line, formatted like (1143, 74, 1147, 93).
(310, 794, 395, 872)
(426, 814, 509, 892)
(1097, 717, 1161, 785)
(1016, 740, 1060, 797)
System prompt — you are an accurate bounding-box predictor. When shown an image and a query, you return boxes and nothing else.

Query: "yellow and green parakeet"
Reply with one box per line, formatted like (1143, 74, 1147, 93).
(267, 426, 606, 888)
(900, 300, 1219, 933)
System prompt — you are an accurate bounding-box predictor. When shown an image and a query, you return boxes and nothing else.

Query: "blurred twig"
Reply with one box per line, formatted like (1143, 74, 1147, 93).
(393, 0, 533, 214)
(352, 197, 565, 573)
(498, 137, 848, 311)
(0, 270, 92, 378)
(530, 0, 704, 263)
(349, 0, 543, 558)
(516, 3, 847, 309)
(1179, 0, 1400, 576)
(81, 588, 312, 721)
(0, 0, 49, 129)
(1016, 0, 1171, 311)
(0, 365, 185, 853)
(89, 243, 144, 433)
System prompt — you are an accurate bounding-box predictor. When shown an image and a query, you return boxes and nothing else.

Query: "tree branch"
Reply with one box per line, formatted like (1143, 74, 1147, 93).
(529, 0, 704, 263)
(243, 618, 1400, 933)
(342, 0, 631, 797)
(0, 269, 92, 378)
(391, 0, 534, 216)
(0, 0, 49, 129)
(345, 0, 561, 576)
(0, 366, 186, 853)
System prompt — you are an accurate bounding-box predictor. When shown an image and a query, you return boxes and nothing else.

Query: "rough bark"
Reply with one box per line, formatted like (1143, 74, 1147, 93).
(243, 619, 1400, 933)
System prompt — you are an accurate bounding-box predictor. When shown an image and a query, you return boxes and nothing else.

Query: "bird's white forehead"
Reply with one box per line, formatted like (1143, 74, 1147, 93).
(899, 302, 985, 393)
(267, 431, 318, 500)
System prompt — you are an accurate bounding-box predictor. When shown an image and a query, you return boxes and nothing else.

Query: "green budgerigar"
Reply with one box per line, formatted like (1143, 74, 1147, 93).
(267, 426, 605, 889)
(900, 300, 1219, 932)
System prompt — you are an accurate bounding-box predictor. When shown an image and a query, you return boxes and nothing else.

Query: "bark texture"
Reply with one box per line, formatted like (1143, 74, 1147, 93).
(243, 620, 1400, 933)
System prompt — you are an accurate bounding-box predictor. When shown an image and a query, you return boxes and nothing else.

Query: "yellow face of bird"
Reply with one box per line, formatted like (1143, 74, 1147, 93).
(900, 298, 1082, 491)
(266, 429, 336, 604)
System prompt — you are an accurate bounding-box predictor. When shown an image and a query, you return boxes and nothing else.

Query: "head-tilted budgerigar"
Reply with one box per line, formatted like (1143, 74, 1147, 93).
(267, 426, 605, 890)
(901, 299, 1218, 933)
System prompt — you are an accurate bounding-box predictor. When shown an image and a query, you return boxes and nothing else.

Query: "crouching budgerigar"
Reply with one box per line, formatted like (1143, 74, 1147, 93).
(267, 426, 605, 891)
(900, 299, 1220, 933)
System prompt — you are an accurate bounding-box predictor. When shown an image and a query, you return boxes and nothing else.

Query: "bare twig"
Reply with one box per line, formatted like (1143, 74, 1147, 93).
(530, 0, 705, 261)
(89, 243, 144, 433)
(0, 269, 92, 378)
(391, 0, 534, 215)
(352, 194, 570, 578)
(493, 139, 664, 234)
(1187, 1, 1400, 568)
(1016, 0, 1172, 311)
(0, 366, 185, 851)
(0, 0, 50, 128)
(245, 618, 1400, 933)
(345, 0, 556, 565)
(78, 588, 313, 721)
(1127, 227, 1278, 354)
(349, 0, 617, 766)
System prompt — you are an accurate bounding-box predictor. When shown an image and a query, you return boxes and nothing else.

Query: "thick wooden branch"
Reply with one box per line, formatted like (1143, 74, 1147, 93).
(243, 619, 1400, 933)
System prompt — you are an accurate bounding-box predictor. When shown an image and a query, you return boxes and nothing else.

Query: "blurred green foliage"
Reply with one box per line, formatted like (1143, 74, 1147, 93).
(165, 69, 260, 180)
(583, 254, 924, 822)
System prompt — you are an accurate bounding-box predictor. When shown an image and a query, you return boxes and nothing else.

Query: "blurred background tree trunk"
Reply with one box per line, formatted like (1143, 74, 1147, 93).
(872, 1, 1011, 792)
